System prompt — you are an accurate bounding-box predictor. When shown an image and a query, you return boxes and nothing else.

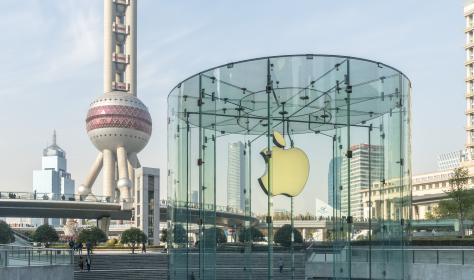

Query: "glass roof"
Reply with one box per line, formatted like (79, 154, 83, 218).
(168, 54, 410, 135)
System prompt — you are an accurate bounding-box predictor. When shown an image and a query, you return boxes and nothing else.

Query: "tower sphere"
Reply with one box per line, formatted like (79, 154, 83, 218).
(86, 91, 152, 153)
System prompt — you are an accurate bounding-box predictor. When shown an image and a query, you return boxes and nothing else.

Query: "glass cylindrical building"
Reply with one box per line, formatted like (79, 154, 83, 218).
(167, 54, 412, 279)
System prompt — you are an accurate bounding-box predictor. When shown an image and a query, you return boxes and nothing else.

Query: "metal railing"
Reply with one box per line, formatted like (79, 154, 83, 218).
(166, 200, 254, 216)
(307, 247, 474, 266)
(0, 192, 250, 216)
(0, 245, 73, 267)
(0, 191, 129, 204)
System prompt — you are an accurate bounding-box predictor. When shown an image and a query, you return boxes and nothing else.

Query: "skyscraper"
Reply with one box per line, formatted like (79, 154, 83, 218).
(465, 2, 474, 160)
(340, 144, 383, 219)
(328, 157, 341, 209)
(227, 142, 246, 211)
(32, 131, 75, 226)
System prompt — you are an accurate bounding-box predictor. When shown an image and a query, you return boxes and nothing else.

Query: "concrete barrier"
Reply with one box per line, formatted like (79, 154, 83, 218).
(0, 265, 73, 280)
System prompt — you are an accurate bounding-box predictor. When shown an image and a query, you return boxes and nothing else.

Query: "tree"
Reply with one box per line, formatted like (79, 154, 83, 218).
(77, 227, 107, 245)
(203, 227, 227, 245)
(434, 167, 474, 238)
(0, 220, 15, 244)
(160, 228, 168, 243)
(121, 227, 147, 253)
(274, 224, 303, 247)
(238, 226, 264, 242)
(32, 224, 59, 243)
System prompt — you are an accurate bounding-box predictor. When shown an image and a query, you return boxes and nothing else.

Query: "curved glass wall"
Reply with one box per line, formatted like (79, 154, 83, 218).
(167, 54, 412, 279)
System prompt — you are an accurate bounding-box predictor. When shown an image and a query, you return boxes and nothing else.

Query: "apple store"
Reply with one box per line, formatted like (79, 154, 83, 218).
(167, 54, 412, 279)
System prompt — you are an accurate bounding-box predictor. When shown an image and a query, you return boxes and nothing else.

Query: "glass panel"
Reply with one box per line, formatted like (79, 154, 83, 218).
(167, 55, 412, 280)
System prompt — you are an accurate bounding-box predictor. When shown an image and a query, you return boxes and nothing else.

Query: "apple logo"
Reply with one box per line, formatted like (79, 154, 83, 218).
(258, 131, 310, 197)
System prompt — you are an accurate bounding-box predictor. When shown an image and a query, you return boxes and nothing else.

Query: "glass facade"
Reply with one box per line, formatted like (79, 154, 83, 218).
(167, 54, 412, 279)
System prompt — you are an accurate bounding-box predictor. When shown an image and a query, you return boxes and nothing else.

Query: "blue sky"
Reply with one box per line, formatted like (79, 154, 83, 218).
(0, 0, 468, 213)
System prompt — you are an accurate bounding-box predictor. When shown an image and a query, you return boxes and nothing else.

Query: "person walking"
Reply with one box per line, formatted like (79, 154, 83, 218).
(86, 256, 91, 272)
(78, 256, 84, 272)
(86, 240, 92, 255)
(68, 240, 75, 250)
(78, 242, 83, 255)
(141, 241, 146, 254)
(278, 257, 284, 273)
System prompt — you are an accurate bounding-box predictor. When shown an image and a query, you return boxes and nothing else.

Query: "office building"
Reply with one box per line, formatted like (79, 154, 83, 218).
(32, 131, 75, 226)
(437, 150, 466, 171)
(465, 2, 474, 161)
(227, 142, 245, 211)
(134, 167, 160, 245)
(327, 157, 341, 209)
(340, 144, 383, 219)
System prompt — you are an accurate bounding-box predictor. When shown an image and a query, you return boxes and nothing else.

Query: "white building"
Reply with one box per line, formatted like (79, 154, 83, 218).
(32, 131, 75, 226)
(437, 150, 466, 171)
(191, 190, 199, 204)
(361, 169, 474, 221)
(465, 2, 474, 160)
(340, 144, 383, 219)
(227, 142, 246, 211)
(134, 167, 160, 245)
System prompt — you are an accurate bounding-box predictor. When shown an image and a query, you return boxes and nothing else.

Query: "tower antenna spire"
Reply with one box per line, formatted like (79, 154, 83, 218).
(53, 129, 57, 145)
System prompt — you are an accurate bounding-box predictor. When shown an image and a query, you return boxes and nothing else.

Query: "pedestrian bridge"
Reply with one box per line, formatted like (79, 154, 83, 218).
(0, 191, 257, 226)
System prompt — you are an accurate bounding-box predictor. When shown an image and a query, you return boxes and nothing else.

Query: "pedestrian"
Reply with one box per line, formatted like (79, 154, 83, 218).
(86, 256, 91, 272)
(78, 242, 83, 255)
(78, 256, 84, 272)
(86, 240, 92, 255)
(141, 241, 146, 254)
(278, 257, 284, 273)
(69, 240, 75, 250)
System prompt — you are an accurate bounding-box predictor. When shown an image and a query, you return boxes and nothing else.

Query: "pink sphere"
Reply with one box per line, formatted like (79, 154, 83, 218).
(86, 91, 152, 153)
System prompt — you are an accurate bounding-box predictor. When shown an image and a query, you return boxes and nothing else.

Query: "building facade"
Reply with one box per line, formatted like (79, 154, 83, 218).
(340, 144, 383, 219)
(465, 2, 474, 160)
(361, 169, 474, 221)
(227, 142, 245, 211)
(134, 167, 160, 245)
(327, 157, 341, 209)
(32, 132, 75, 226)
(437, 150, 466, 171)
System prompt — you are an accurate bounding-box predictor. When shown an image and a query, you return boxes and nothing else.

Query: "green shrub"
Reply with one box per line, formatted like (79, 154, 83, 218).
(0, 220, 15, 244)
(32, 224, 58, 243)
(274, 224, 303, 247)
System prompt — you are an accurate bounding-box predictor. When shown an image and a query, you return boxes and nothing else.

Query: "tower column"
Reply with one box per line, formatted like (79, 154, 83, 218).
(117, 146, 131, 202)
(128, 152, 137, 198)
(78, 153, 103, 197)
(103, 149, 115, 201)
(103, 0, 114, 93)
(126, 0, 137, 96)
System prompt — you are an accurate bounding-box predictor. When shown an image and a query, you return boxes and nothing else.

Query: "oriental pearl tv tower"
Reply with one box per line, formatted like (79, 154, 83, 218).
(78, 0, 151, 209)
